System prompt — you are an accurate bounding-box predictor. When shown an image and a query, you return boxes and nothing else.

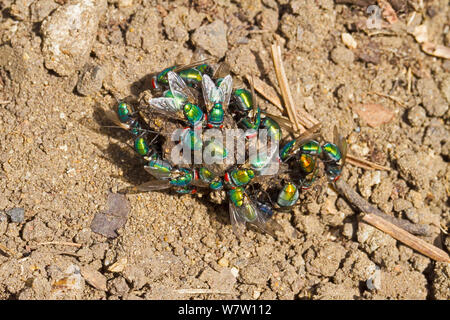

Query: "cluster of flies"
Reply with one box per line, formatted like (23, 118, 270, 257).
(107, 60, 347, 236)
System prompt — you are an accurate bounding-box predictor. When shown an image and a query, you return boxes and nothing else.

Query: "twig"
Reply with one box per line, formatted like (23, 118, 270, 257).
(334, 179, 450, 263)
(57, 251, 82, 258)
(367, 91, 406, 107)
(334, 178, 429, 236)
(250, 75, 318, 129)
(407, 67, 412, 94)
(0, 100, 11, 105)
(255, 63, 392, 172)
(0, 243, 15, 257)
(37, 241, 82, 248)
(363, 214, 450, 263)
(270, 44, 304, 133)
(174, 289, 232, 295)
(246, 75, 283, 112)
(263, 41, 448, 263)
(334, 0, 373, 6)
(267, 110, 391, 171)
(265, 40, 448, 263)
(346, 155, 391, 171)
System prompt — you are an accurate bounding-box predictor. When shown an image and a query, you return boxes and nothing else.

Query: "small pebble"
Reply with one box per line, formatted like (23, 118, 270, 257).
(342, 223, 355, 239)
(443, 60, 450, 73)
(330, 46, 354, 65)
(6, 207, 25, 223)
(41, 0, 107, 76)
(30, 0, 59, 22)
(256, 9, 278, 32)
(76, 64, 105, 96)
(230, 267, 239, 278)
(218, 257, 229, 268)
(118, 0, 133, 8)
(191, 20, 228, 58)
(407, 106, 426, 127)
(108, 257, 128, 273)
(342, 33, 357, 49)
(404, 208, 419, 224)
(81, 266, 107, 291)
(440, 76, 450, 103)
(440, 140, 450, 158)
(90, 193, 130, 238)
(0, 212, 7, 235)
(423, 120, 447, 151)
(75, 228, 92, 244)
(353, 103, 394, 128)
(444, 236, 450, 253)
(253, 290, 261, 299)
(306, 202, 320, 215)
(393, 199, 412, 212)
(108, 277, 130, 296)
(52, 264, 84, 292)
(417, 78, 448, 117)
(412, 25, 428, 43)
(366, 266, 381, 291)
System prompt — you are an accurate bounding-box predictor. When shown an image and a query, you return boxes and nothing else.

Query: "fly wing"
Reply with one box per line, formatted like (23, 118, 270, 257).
(102, 109, 159, 135)
(144, 165, 171, 180)
(340, 137, 348, 165)
(202, 74, 220, 109)
(213, 62, 230, 79)
(189, 178, 209, 188)
(333, 126, 339, 147)
(148, 97, 180, 113)
(136, 180, 171, 192)
(334, 126, 348, 165)
(292, 123, 322, 149)
(237, 192, 281, 237)
(167, 71, 188, 94)
(251, 215, 283, 238)
(103, 109, 130, 130)
(218, 75, 233, 110)
(261, 112, 297, 134)
(229, 201, 247, 238)
(167, 71, 198, 105)
(147, 97, 185, 122)
(245, 197, 282, 237)
(172, 59, 212, 73)
(249, 74, 259, 121)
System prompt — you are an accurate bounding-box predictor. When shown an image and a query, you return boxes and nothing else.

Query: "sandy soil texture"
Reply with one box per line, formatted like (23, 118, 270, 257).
(0, 0, 448, 300)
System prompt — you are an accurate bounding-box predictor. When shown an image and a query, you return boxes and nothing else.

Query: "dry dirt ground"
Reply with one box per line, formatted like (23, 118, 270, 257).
(0, 0, 449, 300)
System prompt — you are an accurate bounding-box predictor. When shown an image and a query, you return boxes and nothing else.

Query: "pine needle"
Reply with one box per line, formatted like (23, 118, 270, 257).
(346, 155, 391, 171)
(270, 44, 304, 133)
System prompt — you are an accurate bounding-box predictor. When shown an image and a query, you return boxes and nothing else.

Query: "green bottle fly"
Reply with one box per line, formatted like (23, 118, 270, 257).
(277, 183, 299, 207)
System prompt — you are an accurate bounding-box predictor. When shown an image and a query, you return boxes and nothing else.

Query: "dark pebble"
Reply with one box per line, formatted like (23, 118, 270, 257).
(76, 64, 105, 96)
(6, 207, 25, 223)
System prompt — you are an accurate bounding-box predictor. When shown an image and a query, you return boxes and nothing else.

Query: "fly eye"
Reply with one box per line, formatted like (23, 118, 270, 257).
(151, 76, 159, 90)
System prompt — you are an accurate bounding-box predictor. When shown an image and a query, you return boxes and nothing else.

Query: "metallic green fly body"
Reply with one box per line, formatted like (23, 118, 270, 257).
(275, 124, 348, 208)
(106, 60, 347, 237)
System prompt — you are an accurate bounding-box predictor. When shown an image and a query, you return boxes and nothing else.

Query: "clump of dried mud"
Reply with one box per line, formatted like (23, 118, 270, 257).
(0, 0, 448, 300)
